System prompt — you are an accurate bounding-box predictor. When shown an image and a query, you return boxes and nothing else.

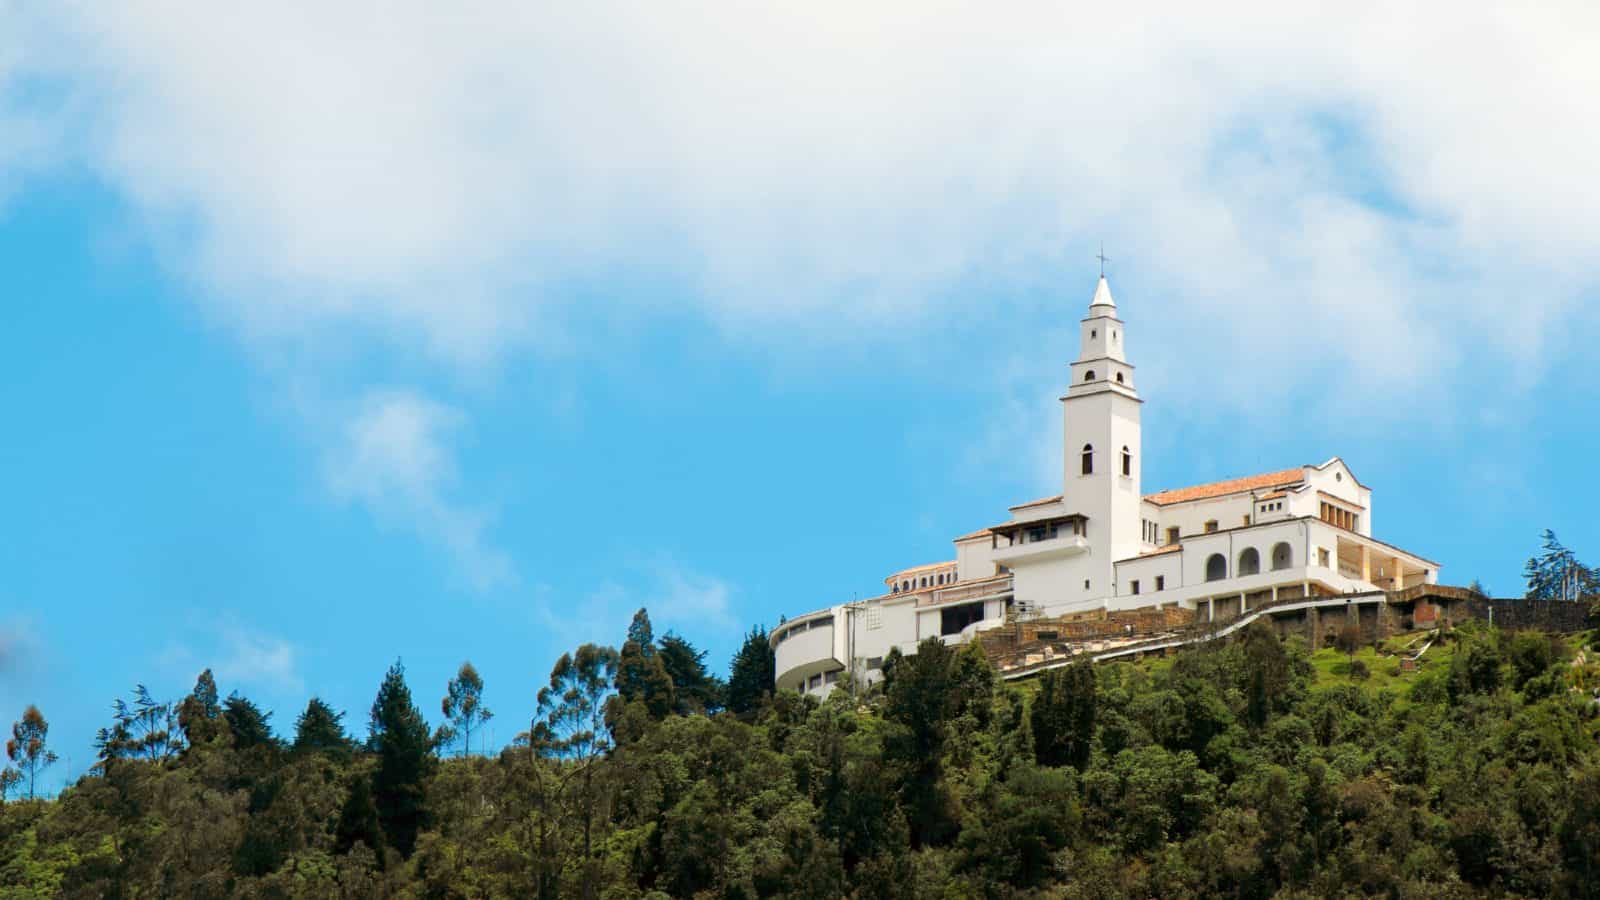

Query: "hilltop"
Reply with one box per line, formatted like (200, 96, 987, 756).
(2, 616, 1599, 898)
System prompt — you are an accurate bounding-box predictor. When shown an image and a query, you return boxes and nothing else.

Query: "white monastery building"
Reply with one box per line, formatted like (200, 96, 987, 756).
(773, 276, 1441, 696)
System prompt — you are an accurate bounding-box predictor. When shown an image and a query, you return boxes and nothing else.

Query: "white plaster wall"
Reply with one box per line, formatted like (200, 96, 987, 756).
(1061, 391, 1142, 595)
(1302, 460, 1373, 535)
(1113, 552, 1183, 597)
(773, 615, 840, 691)
(955, 536, 999, 582)
(1178, 520, 1311, 586)
(1016, 551, 1104, 615)
(1154, 492, 1261, 539)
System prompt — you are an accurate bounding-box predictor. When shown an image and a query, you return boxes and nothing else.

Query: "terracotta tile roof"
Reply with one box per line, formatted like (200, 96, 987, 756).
(1008, 494, 1062, 511)
(1259, 490, 1287, 501)
(954, 528, 994, 541)
(885, 560, 957, 581)
(1144, 467, 1305, 506)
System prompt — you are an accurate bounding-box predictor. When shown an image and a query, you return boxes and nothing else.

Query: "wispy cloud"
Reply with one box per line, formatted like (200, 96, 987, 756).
(2, 2, 1594, 403)
(159, 624, 304, 696)
(531, 558, 738, 650)
(323, 389, 513, 589)
(0, 616, 38, 680)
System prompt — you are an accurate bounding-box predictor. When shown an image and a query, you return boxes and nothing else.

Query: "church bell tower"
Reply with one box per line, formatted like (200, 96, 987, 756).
(1062, 275, 1143, 593)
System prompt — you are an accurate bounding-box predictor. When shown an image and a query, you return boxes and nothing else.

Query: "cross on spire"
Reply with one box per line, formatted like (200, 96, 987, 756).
(1096, 243, 1110, 277)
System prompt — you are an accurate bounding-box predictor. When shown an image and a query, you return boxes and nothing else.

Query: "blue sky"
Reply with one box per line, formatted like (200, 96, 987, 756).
(3, 4, 1599, 786)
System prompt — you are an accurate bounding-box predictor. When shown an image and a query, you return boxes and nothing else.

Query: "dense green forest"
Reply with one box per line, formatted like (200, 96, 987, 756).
(3, 609, 1600, 898)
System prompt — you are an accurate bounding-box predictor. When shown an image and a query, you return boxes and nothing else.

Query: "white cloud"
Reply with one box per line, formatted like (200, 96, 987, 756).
(532, 560, 738, 649)
(160, 625, 304, 696)
(215, 627, 303, 695)
(0, 2, 1591, 399)
(0, 616, 38, 678)
(324, 389, 512, 588)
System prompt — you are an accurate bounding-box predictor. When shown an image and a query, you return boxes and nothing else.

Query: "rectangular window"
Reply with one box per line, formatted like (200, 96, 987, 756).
(866, 606, 882, 630)
(1167, 526, 1180, 545)
(824, 670, 840, 685)
(1243, 515, 1251, 526)
(1204, 520, 1218, 533)
(1131, 579, 1140, 595)
(808, 674, 822, 691)
(1318, 548, 1331, 567)
(1155, 575, 1166, 591)
(866, 656, 883, 670)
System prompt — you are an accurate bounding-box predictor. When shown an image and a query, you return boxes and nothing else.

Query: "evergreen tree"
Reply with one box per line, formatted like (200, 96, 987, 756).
(626, 608, 656, 655)
(6, 705, 58, 800)
(223, 694, 276, 750)
(611, 639, 674, 724)
(335, 771, 386, 862)
(177, 668, 224, 745)
(435, 661, 494, 756)
(1525, 529, 1599, 601)
(726, 625, 775, 716)
(882, 638, 958, 847)
(1031, 661, 1096, 770)
(657, 632, 725, 715)
(368, 659, 434, 857)
(293, 697, 351, 753)
(95, 685, 182, 765)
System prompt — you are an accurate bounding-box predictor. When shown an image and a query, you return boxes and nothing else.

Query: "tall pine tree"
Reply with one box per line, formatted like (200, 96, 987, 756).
(1525, 529, 1599, 601)
(657, 632, 724, 715)
(368, 659, 434, 857)
(726, 625, 775, 716)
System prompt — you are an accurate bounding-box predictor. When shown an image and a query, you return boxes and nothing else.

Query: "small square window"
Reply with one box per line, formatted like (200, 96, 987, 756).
(1155, 575, 1166, 591)
(1204, 520, 1218, 533)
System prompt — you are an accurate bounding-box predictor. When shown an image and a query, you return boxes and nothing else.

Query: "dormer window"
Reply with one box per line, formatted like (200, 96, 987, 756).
(1081, 444, 1094, 475)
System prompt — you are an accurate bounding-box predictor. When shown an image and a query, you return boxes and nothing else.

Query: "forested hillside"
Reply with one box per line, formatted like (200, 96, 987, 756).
(3, 614, 1600, 898)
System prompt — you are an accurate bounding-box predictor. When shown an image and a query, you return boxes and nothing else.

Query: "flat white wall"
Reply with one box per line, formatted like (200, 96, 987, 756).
(1113, 551, 1182, 596)
(1153, 492, 1259, 540)
(955, 536, 998, 582)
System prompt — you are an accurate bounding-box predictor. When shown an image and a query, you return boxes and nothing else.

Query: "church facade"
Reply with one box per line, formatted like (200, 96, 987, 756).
(772, 276, 1441, 696)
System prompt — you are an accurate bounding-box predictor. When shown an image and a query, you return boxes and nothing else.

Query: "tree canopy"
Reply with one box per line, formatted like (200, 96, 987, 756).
(4, 614, 1600, 896)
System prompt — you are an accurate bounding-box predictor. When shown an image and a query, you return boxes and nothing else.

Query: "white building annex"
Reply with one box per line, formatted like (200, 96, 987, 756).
(772, 276, 1441, 696)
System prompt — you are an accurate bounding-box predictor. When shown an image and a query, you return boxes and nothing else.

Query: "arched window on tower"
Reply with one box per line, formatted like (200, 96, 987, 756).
(1205, 553, 1227, 582)
(1121, 446, 1132, 477)
(1115, 372, 1124, 383)
(1084, 370, 1096, 382)
(1081, 444, 1094, 475)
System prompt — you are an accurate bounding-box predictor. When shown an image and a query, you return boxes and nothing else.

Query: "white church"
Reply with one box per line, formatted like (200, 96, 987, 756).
(773, 276, 1441, 696)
